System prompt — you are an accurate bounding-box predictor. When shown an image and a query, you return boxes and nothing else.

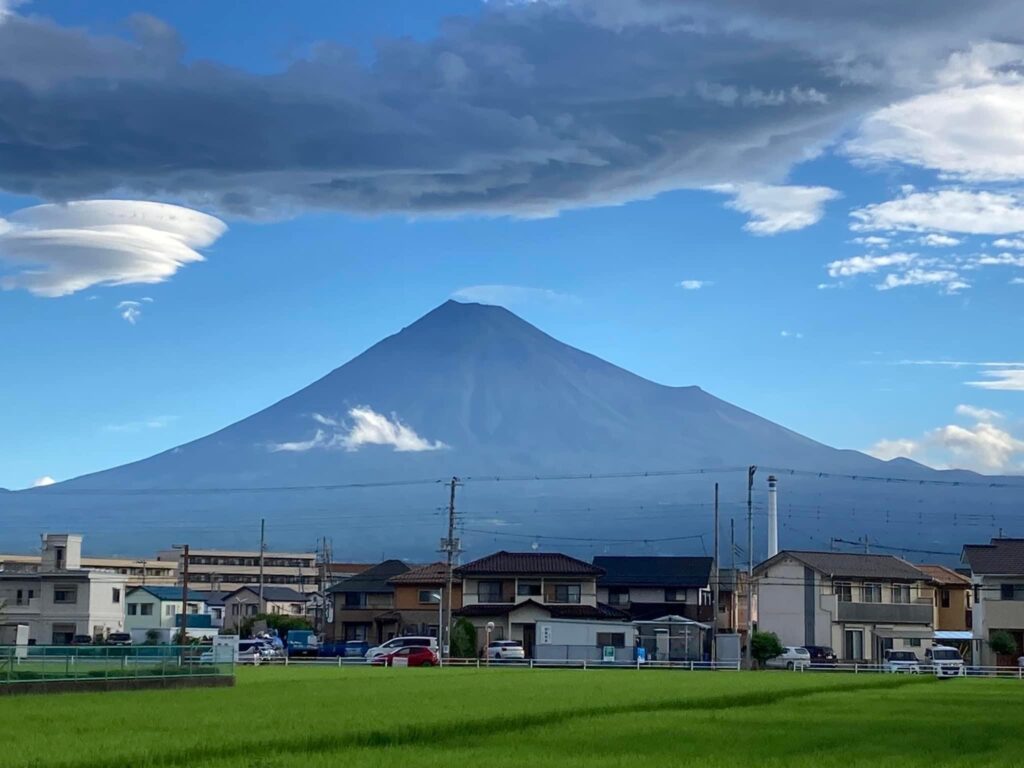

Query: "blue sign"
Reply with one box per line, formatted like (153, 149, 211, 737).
(636, 647, 647, 663)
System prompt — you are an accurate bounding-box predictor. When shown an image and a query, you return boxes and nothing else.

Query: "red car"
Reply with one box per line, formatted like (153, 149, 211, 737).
(371, 646, 439, 667)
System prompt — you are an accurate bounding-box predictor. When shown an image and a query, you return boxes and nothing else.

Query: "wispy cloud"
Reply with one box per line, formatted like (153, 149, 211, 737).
(103, 415, 176, 433)
(711, 183, 840, 235)
(269, 407, 446, 453)
(117, 297, 153, 325)
(827, 253, 916, 278)
(677, 280, 710, 290)
(780, 330, 804, 339)
(956, 404, 1003, 421)
(968, 369, 1024, 391)
(451, 285, 577, 307)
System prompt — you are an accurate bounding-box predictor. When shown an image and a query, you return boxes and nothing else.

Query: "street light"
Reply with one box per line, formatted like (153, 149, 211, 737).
(485, 621, 495, 667)
(431, 589, 444, 668)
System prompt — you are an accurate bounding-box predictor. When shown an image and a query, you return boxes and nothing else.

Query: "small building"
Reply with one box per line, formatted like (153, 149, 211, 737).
(754, 550, 934, 662)
(124, 586, 207, 635)
(325, 559, 410, 643)
(594, 555, 713, 622)
(0, 534, 128, 645)
(634, 615, 711, 662)
(388, 562, 462, 638)
(962, 537, 1024, 666)
(534, 617, 636, 662)
(222, 586, 310, 631)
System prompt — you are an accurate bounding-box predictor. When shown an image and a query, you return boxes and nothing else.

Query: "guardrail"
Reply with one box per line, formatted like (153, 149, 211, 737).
(0, 645, 234, 685)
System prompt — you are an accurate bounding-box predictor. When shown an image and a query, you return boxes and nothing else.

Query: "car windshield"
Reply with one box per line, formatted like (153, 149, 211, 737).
(931, 649, 959, 660)
(888, 651, 916, 661)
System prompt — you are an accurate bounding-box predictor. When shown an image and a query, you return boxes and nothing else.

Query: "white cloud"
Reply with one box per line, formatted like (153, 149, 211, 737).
(851, 189, 1024, 235)
(711, 183, 840, 235)
(677, 280, 709, 290)
(269, 407, 446, 453)
(780, 330, 803, 339)
(826, 252, 916, 278)
(451, 285, 576, 306)
(868, 406, 1024, 473)
(30, 475, 56, 488)
(968, 369, 1024, 391)
(876, 268, 967, 293)
(956, 404, 1003, 421)
(972, 252, 1024, 268)
(117, 298, 153, 325)
(918, 234, 960, 247)
(0, 200, 226, 297)
(103, 415, 176, 433)
(994, 238, 1024, 249)
(1012, 277, 1024, 285)
(851, 236, 891, 248)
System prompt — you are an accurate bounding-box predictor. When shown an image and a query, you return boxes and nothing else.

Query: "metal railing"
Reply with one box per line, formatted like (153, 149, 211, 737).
(0, 645, 234, 685)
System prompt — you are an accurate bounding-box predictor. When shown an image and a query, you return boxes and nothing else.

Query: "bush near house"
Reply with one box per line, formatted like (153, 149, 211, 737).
(239, 613, 312, 639)
(450, 617, 477, 658)
(751, 631, 785, 668)
(988, 630, 1018, 657)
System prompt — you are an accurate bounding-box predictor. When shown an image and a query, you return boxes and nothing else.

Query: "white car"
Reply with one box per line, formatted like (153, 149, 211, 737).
(765, 646, 811, 670)
(925, 646, 964, 678)
(883, 649, 921, 674)
(486, 640, 526, 661)
(365, 636, 438, 660)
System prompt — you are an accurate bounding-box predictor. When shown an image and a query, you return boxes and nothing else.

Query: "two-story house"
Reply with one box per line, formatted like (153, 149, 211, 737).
(916, 564, 973, 631)
(593, 556, 713, 621)
(454, 551, 621, 656)
(124, 586, 208, 640)
(387, 562, 462, 638)
(325, 559, 410, 643)
(222, 586, 310, 631)
(0, 533, 127, 645)
(754, 550, 933, 661)
(962, 537, 1024, 666)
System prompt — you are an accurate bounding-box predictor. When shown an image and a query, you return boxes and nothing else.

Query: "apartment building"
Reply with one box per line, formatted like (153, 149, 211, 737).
(755, 550, 933, 661)
(157, 548, 318, 593)
(0, 552, 176, 586)
(0, 534, 127, 645)
(962, 537, 1024, 666)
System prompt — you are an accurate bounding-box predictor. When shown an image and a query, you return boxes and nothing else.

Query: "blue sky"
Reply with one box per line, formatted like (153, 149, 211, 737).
(2, 0, 1024, 489)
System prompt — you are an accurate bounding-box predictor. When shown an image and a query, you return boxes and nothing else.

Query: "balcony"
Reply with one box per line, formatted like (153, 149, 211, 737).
(4, 598, 40, 614)
(837, 601, 932, 624)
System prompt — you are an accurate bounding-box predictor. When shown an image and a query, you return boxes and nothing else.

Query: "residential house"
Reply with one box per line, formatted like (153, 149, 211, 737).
(124, 586, 207, 637)
(324, 562, 374, 591)
(454, 551, 625, 656)
(388, 562, 462, 638)
(917, 564, 973, 632)
(222, 586, 310, 632)
(0, 534, 127, 644)
(594, 556, 713, 621)
(754, 550, 934, 662)
(325, 559, 410, 643)
(157, 548, 319, 593)
(962, 537, 1024, 666)
(715, 568, 751, 634)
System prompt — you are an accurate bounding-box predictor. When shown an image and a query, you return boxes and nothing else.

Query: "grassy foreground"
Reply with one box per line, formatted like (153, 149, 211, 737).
(1, 666, 1022, 767)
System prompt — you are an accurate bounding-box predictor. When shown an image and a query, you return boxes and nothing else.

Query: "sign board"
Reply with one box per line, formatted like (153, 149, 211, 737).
(602, 645, 615, 663)
(392, 657, 409, 668)
(540, 625, 552, 644)
(636, 647, 647, 664)
(213, 635, 239, 663)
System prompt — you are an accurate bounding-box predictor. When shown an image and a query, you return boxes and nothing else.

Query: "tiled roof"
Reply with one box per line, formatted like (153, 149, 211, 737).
(759, 551, 927, 581)
(128, 586, 207, 602)
(389, 562, 447, 585)
(327, 559, 410, 594)
(228, 586, 309, 602)
(453, 599, 627, 620)
(594, 556, 712, 588)
(457, 551, 602, 577)
(962, 539, 1024, 575)
(917, 564, 972, 586)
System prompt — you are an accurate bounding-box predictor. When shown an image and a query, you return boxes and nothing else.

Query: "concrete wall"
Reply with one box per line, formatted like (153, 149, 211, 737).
(756, 559, 832, 648)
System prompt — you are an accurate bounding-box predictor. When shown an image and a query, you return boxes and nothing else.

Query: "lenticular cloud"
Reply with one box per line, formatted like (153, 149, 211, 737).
(0, 199, 226, 297)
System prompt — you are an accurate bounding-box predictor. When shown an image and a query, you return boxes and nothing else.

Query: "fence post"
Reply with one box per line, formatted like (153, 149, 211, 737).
(476, 658, 480, 669)
(338, 656, 343, 668)
(530, 659, 534, 669)
(690, 661, 694, 672)
(854, 663, 859, 675)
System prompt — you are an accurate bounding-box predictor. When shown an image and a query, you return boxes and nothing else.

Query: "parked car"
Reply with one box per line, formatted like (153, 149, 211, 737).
(765, 646, 811, 670)
(106, 632, 133, 646)
(70, 634, 93, 645)
(344, 641, 370, 657)
(285, 629, 320, 658)
(925, 646, 965, 678)
(486, 640, 526, 662)
(883, 649, 921, 674)
(804, 645, 838, 667)
(365, 636, 438, 660)
(370, 646, 439, 667)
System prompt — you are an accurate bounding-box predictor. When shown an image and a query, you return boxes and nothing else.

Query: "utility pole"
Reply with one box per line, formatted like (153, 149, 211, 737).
(712, 482, 719, 664)
(443, 477, 460, 660)
(258, 518, 266, 607)
(863, 533, 869, 554)
(745, 465, 756, 669)
(174, 544, 189, 646)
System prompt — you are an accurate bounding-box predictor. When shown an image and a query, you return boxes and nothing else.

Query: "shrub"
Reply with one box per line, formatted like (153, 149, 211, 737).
(989, 630, 1018, 657)
(450, 618, 477, 658)
(750, 631, 785, 668)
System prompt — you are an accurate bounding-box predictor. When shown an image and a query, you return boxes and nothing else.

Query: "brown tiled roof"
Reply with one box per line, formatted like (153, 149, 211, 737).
(962, 539, 1024, 575)
(758, 551, 927, 581)
(389, 562, 447, 585)
(917, 564, 971, 586)
(456, 551, 603, 577)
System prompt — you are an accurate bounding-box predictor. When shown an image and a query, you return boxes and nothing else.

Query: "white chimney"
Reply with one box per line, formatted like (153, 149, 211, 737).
(767, 476, 779, 558)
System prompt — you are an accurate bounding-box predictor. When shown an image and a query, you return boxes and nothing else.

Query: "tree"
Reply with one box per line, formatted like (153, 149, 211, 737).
(144, 629, 161, 646)
(239, 613, 312, 639)
(989, 630, 1018, 657)
(750, 631, 785, 668)
(450, 618, 477, 658)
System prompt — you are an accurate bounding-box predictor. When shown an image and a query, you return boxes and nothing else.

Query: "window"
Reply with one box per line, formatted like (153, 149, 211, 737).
(699, 589, 712, 606)
(345, 624, 368, 641)
(941, 589, 951, 609)
(53, 585, 77, 604)
(999, 584, 1023, 601)
(517, 581, 541, 597)
(908, 638, 922, 647)
(141, 603, 153, 616)
(862, 584, 882, 603)
(112, 588, 121, 604)
(245, 604, 258, 616)
(478, 581, 504, 602)
(552, 584, 581, 604)
(54, 547, 65, 570)
(596, 632, 625, 648)
(15, 589, 25, 606)
(844, 629, 864, 660)
(608, 588, 629, 606)
(836, 583, 852, 602)
(419, 590, 440, 604)
(127, 603, 138, 616)
(891, 584, 910, 603)
(231, 604, 240, 616)
(664, 589, 686, 603)
(344, 592, 366, 608)
(165, 604, 174, 616)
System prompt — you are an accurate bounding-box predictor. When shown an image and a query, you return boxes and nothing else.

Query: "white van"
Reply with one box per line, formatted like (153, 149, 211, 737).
(926, 645, 965, 678)
(365, 636, 438, 660)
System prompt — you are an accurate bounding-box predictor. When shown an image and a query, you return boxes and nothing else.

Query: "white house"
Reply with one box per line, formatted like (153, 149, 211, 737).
(0, 534, 127, 645)
(124, 586, 208, 637)
(962, 537, 1024, 666)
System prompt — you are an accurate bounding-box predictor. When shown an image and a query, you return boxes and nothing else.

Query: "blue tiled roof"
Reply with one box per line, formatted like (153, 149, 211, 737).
(128, 586, 207, 602)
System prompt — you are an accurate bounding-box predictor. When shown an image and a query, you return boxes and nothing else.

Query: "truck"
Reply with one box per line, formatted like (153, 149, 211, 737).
(925, 645, 965, 678)
(285, 629, 320, 658)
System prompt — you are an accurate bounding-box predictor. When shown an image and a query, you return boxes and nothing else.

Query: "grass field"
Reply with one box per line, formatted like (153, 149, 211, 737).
(2, 667, 1022, 767)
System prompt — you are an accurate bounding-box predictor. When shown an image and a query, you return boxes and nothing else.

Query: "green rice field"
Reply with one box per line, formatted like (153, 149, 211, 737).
(2, 666, 1022, 768)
